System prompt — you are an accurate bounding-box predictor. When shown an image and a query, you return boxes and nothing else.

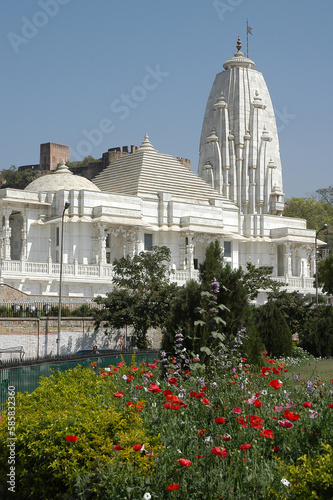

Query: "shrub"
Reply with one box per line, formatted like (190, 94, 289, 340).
(254, 300, 293, 357)
(276, 444, 333, 499)
(0, 366, 162, 499)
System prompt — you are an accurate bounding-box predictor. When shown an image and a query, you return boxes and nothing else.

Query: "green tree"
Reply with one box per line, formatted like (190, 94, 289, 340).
(94, 246, 178, 348)
(67, 156, 101, 168)
(0, 165, 39, 189)
(268, 290, 312, 337)
(254, 300, 293, 357)
(199, 239, 224, 287)
(300, 305, 333, 357)
(317, 253, 333, 295)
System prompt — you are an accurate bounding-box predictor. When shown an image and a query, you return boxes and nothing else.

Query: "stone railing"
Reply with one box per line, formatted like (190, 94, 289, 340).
(1, 260, 114, 280)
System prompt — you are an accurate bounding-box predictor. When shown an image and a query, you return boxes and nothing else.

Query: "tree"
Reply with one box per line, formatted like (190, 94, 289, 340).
(316, 253, 333, 295)
(254, 300, 293, 357)
(300, 305, 333, 357)
(94, 246, 178, 348)
(268, 290, 312, 337)
(199, 240, 224, 287)
(0, 165, 39, 189)
(67, 156, 101, 168)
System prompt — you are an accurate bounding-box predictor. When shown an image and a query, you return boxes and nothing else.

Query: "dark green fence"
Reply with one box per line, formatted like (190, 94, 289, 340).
(0, 352, 158, 408)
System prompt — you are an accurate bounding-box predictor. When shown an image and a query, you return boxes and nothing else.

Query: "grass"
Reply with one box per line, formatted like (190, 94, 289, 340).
(285, 357, 333, 384)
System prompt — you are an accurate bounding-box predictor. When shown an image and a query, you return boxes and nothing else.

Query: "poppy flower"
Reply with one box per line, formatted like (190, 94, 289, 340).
(272, 446, 280, 452)
(132, 444, 143, 451)
(269, 379, 283, 390)
(232, 407, 242, 414)
(113, 391, 123, 398)
(65, 435, 79, 442)
(136, 385, 143, 390)
(278, 419, 294, 429)
(214, 417, 226, 424)
(117, 362, 124, 367)
(165, 394, 180, 403)
(163, 389, 173, 396)
(198, 429, 206, 436)
(260, 429, 273, 439)
(254, 399, 262, 408)
(240, 444, 251, 450)
(131, 366, 139, 371)
(178, 458, 191, 467)
(202, 398, 210, 405)
(163, 402, 180, 410)
(282, 410, 300, 421)
(303, 402, 311, 408)
(211, 446, 228, 457)
(113, 445, 123, 450)
(250, 415, 264, 429)
(193, 357, 200, 362)
(328, 404, 333, 408)
(167, 484, 180, 491)
(223, 434, 231, 441)
(189, 391, 198, 398)
(168, 377, 178, 385)
(148, 384, 161, 393)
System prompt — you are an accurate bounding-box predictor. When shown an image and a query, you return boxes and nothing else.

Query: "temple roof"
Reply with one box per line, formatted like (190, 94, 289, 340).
(25, 162, 101, 192)
(92, 134, 228, 204)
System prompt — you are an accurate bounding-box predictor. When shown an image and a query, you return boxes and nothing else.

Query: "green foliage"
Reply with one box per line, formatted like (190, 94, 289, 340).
(0, 367, 161, 499)
(283, 196, 333, 232)
(243, 263, 281, 299)
(268, 290, 312, 337)
(199, 240, 224, 287)
(67, 156, 101, 168)
(299, 305, 333, 357)
(254, 300, 293, 357)
(317, 253, 333, 295)
(94, 246, 178, 348)
(276, 444, 333, 499)
(0, 165, 39, 190)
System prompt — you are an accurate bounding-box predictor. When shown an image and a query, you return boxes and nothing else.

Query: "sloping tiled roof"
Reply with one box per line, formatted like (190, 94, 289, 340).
(92, 134, 225, 204)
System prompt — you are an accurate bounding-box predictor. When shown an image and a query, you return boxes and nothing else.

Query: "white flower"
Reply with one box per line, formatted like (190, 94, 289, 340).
(143, 493, 151, 500)
(261, 390, 267, 396)
(281, 478, 290, 486)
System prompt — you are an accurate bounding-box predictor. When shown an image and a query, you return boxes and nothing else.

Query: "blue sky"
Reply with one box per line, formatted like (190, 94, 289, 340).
(1, 0, 332, 198)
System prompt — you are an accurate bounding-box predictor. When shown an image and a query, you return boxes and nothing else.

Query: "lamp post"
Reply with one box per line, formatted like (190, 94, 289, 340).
(315, 223, 327, 305)
(57, 201, 70, 356)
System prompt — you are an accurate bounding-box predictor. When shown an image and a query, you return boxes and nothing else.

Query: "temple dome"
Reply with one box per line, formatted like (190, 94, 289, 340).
(25, 161, 101, 192)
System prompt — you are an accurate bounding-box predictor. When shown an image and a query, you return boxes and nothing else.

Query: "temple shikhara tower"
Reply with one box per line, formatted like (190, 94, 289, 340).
(0, 38, 319, 303)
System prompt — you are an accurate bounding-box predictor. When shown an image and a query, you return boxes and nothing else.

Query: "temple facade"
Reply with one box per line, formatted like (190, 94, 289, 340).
(0, 40, 320, 302)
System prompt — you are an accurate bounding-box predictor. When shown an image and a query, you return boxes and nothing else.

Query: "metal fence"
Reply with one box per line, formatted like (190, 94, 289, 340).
(0, 351, 158, 408)
(0, 301, 103, 318)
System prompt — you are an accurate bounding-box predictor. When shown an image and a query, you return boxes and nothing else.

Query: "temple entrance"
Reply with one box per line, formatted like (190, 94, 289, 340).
(9, 212, 23, 260)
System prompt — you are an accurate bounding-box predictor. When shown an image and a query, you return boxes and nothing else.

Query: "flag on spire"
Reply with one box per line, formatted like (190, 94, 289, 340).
(247, 25, 253, 35)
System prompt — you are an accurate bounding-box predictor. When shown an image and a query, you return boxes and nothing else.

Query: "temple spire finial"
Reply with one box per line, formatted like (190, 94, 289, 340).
(236, 36, 242, 52)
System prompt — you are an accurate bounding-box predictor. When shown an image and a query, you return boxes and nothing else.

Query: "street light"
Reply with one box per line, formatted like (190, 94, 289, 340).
(57, 201, 70, 356)
(315, 223, 327, 305)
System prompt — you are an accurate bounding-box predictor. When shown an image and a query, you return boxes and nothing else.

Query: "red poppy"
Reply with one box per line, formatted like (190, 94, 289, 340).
(131, 366, 139, 371)
(193, 357, 200, 362)
(113, 445, 123, 450)
(165, 394, 180, 403)
(132, 444, 143, 451)
(65, 435, 79, 442)
(148, 384, 161, 393)
(282, 410, 300, 421)
(136, 385, 143, 390)
(303, 402, 311, 408)
(189, 391, 198, 398)
(254, 399, 262, 408)
(163, 402, 180, 410)
(178, 458, 191, 467)
(200, 385, 209, 391)
(232, 407, 242, 414)
(240, 444, 251, 450)
(168, 377, 178, 385)
(184, 370, 191, 376)
(214, 417, 226, 424)
(113, 391, 124, 398)
(202, 397, 210, 405)
(167, 484, 180, 491)
(260, 429, 273, 439)
(250, 415, 264, 429)
(328, 404, 333, 408)
(198, 429, 206, 436)
(117, 362, 124, 367)
(272, 446, 280, 452)
(223, 434, 231, 441)
(231, 381, 237, 385)
(269, 379, 283, 390)
(163, 389, 173, 396)
(211, 446, 228, 457)
(272, 367, 280, 374)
